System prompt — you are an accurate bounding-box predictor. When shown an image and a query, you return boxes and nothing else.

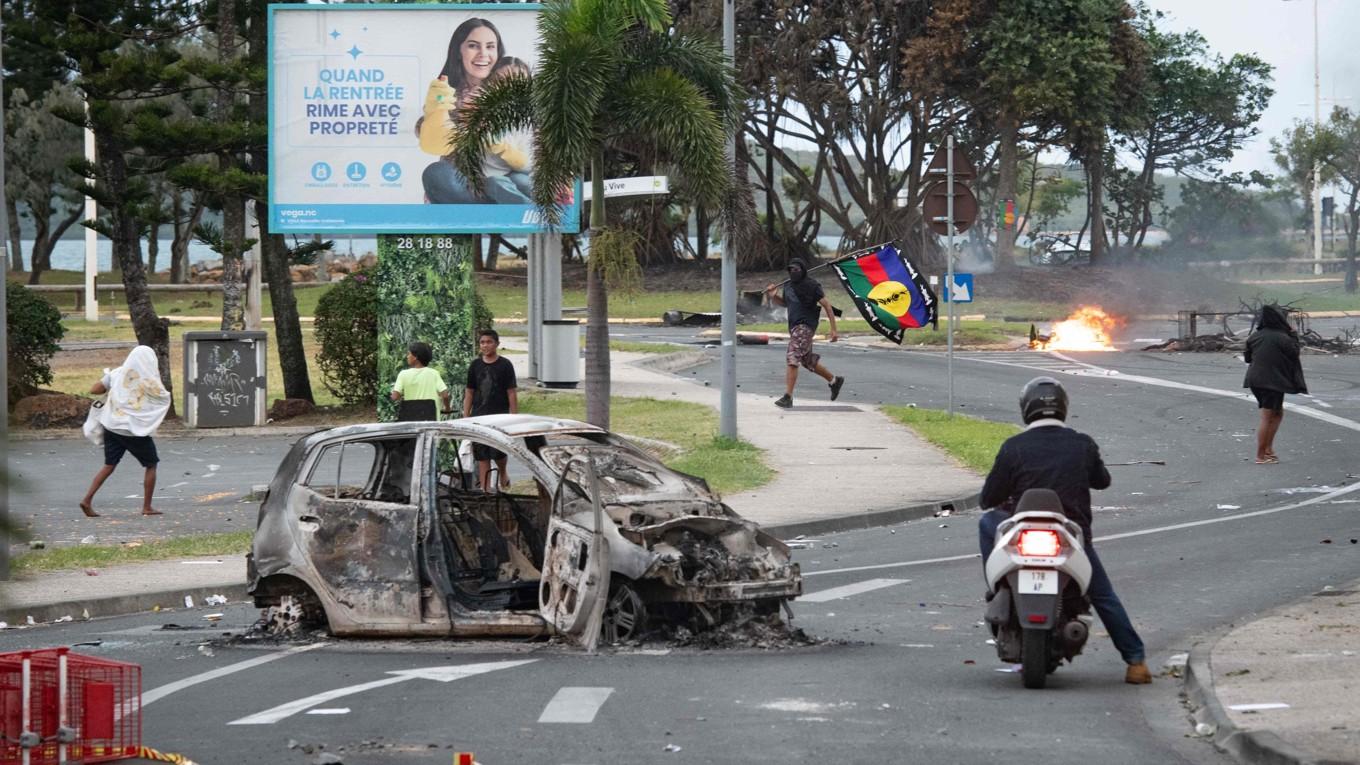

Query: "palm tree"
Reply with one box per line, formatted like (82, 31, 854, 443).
(453, 0, 738, 428)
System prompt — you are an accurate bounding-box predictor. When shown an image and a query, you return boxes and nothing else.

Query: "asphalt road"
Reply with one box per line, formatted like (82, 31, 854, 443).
(3, 333, 1358, 763)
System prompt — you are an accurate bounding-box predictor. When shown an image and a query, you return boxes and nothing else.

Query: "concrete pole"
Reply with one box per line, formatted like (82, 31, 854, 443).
(528, 235, 541, 380)
(84, 118, 99, 321)
(1311, 0, 1323, 275)
(245, 201, 262, 330)
(719, 0, 737, 439)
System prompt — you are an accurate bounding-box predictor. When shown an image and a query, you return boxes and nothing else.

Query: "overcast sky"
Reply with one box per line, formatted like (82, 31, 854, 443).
(1143, 0, 1360, 177)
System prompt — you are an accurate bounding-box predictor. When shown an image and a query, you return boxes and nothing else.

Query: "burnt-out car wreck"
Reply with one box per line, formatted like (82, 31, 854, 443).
(248, 415, 802, 646)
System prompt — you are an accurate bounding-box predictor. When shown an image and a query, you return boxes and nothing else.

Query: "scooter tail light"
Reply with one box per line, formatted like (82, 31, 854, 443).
(1017, 529, 1062, 557)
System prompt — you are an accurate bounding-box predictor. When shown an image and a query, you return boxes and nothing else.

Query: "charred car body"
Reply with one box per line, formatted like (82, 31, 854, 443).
(248, 415, 802, 644)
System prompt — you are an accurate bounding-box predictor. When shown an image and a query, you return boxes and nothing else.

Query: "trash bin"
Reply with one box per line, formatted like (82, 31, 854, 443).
(183, 331, 268, 428)
(540, 319, 581, 389)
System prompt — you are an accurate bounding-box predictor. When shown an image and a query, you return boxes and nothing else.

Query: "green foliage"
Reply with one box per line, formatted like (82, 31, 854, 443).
(588, 227, 643, 295)
(313, 271, 379, 406)
(373, 236, 481, 422)
(1167, 173, 1283, 253)
(1030, 174, 1086, 233)
(6, 281, 66, 401)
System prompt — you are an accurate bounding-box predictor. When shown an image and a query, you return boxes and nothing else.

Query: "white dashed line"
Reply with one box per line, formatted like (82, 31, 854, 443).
(538, 687, 615, 724)
(800, 578, 911, 602)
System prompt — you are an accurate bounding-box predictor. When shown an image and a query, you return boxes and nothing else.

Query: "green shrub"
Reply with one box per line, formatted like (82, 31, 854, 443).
(313, 271, 378, 405)
(6, 281, 65, 403)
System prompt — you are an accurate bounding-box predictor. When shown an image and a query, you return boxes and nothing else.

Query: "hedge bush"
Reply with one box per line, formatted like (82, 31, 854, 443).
(313, 271, 379, 405)
(6, 281, 65, 403)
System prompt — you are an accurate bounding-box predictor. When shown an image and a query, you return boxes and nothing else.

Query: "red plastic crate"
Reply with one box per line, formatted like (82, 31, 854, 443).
(0, 649, 140, 764)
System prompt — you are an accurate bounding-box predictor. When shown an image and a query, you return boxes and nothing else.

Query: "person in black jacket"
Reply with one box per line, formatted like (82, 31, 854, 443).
(979, 377, 1151, 685)
(1243, 304, 1307, 464)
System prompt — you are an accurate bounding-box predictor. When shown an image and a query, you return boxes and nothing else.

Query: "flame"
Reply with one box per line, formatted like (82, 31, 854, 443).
(1030, 306, 1121, 351)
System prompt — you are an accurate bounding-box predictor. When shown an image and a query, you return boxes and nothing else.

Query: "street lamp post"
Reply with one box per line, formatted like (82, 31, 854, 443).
(719, 0, 737, 439)
(1311, 0, 1322, 276)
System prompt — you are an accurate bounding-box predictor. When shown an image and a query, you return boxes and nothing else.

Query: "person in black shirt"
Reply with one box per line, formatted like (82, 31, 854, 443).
(763, 259, 845, 409)
(978, 377, 1151, 685)
(1243, 304, 1307, 464)
(463, 329, 518, 490)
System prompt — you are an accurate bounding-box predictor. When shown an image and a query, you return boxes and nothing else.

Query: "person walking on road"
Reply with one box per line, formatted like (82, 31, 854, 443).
(1244, 303, 1307, 464)
(765, 258, 845, 409)
(80, 346, 171, 518)
(391, 341, 452, 421)
(463, 329, 518, 490)
(978, 377, 1152, 685)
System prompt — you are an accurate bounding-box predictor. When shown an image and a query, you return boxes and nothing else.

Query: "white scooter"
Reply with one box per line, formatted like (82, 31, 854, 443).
(984, 488, 1094, 689)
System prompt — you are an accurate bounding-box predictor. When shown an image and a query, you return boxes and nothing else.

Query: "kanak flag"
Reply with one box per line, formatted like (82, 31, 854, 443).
(831, 243, 938, 343)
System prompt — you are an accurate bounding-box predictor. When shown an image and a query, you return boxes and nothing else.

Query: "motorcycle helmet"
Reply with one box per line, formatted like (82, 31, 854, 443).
(1019, 376, 1068, 424)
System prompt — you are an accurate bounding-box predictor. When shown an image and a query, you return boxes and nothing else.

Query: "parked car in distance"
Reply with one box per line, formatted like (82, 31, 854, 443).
(248, 415, 802, 645)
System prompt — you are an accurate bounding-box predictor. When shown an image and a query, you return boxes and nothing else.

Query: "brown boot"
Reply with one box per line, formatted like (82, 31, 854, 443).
(1125, 662, 1152, 684)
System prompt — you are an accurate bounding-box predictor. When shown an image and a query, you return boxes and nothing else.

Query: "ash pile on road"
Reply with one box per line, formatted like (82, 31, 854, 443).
(657, 606, 821, 650)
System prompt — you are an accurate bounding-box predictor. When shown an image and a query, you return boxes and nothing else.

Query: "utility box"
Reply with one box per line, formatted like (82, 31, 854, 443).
(183, 331, 268, 428)
(540, 319, 581, 389)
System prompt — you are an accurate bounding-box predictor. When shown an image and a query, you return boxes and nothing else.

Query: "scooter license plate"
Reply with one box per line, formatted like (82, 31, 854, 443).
(1018, 569, 1058, 595)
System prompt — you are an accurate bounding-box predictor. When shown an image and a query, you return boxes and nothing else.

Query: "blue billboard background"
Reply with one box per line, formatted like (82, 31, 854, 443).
(268, 4, 581, 234)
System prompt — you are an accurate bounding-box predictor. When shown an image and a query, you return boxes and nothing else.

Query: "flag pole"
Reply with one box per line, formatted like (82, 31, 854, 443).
(769, 240, 896, 289)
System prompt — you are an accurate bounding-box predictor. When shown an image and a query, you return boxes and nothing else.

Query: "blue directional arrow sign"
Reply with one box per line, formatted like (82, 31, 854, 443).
(941, 273, 974, 303)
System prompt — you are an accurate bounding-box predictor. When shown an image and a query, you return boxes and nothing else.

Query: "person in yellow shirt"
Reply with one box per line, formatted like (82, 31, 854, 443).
(391, 342, 452, 421)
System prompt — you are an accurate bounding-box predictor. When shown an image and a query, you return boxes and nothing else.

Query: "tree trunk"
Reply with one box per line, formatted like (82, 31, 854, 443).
(696, 204, 709, 269)
(765, 110, 775, 243)
(995, 110, 1018, 271)
(7, 198, 23, 273)
(1345, 189, 1358, 294)
(171, 195, 204, 284)
(98, 132, 172, 406)
(472, 234, 485, 271)
(28, 205, 80, 285)
(1086, 146, 1106, 265)
(147, 221, 160, 275)
(484, 235, 500, 271)
(217, 0, 245, 330)
(584, 154, 610, 430)
(247, 0, 312, 402)
(27, 207, 51, 285)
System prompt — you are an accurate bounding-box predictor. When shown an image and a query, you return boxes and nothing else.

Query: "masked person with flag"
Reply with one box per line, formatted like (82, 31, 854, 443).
(765, 259, 845, 409)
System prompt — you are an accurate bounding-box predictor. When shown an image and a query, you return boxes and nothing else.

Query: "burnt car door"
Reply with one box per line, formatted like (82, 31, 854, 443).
(297, 435, 423, 627)
(539, 457, 610, 649)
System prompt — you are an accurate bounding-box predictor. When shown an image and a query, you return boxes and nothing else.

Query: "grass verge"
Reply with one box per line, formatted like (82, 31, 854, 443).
(518, 391, 772, 493)
(607, 340, 685, 354)
(882, 406, 1020, 474)
(12, 531, 253, 574)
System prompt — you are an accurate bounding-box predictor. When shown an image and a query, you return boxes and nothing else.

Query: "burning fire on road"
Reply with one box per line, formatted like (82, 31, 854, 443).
(1029, 306, 1123, 351)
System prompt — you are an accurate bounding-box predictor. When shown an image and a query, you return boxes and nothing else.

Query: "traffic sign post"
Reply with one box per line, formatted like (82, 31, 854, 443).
(924, 137, 978, 417)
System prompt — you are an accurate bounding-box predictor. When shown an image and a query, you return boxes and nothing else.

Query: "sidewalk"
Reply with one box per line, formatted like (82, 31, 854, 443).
(1185, 578, 1360, 765)
(2, 343, 980, 625)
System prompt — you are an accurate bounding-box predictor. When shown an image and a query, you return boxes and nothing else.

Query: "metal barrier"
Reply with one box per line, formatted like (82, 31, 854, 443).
(0, 648, 141, 764)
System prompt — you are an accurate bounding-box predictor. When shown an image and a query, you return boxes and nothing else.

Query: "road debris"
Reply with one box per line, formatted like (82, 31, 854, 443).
(663, 744, 682, 753)
(204, 594, 229, 606)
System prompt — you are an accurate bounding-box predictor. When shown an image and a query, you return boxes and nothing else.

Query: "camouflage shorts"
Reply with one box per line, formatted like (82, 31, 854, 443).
(786, 324, 820, 370)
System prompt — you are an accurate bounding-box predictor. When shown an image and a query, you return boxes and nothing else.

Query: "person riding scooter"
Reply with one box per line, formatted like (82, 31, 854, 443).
(978, 377, 1152, 685)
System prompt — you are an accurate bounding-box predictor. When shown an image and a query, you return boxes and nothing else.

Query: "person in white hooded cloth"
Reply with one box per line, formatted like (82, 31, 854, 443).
(80, 346, 172, 518)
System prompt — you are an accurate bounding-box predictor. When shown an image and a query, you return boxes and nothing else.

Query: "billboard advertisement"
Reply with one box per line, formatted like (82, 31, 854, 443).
(268, 4, 580, 234)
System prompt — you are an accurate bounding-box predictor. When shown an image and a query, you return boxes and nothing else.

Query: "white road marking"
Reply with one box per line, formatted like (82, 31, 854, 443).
(805, 480, 1360, 578)
(229, 659, 537, 725)
(305, 708, 350, 715)
(800, 578, 910, 602)
(537, 687, 615, 724)
(141, 643, 327, 707)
